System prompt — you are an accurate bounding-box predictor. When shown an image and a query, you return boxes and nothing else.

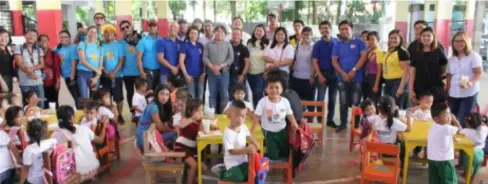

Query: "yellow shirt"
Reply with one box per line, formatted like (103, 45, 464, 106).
(379, 47, 410, 80)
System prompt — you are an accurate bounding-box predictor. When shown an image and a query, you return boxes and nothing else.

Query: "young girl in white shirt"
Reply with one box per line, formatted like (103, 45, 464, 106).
(0, 128, 21, 183)
(5, 106, 29, 147)
(460, 112, 488, 176)
(20, 119, 57, 184)
(372, 96, 411, 144)
(23, 91, 41, 120)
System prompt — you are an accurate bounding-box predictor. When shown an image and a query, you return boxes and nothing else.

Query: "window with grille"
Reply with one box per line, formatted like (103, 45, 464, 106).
(0, 1, 12, 32)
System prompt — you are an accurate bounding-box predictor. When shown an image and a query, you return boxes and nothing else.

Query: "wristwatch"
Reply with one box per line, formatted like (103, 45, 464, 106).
(352, 67, 357, 72)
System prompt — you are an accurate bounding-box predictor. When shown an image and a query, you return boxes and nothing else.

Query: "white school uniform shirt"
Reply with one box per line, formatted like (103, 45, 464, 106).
(460, 126, 488, 151)
(371, 117, 407, 144)
(264, 44, 295, 73)
(0, 131, 13, 174)
(22, 139, 57, 184)
(255, 96, 293, 132)
(447, 52, 482, 98)
(224, 124, 251, 170)
(412, 109, 432, 121)
(79, 117, 97, 129)
(132, 92, 147, 117)
(224, 100, 254, 112)
(427, 123, 458, 161)
(98, 106, 114, 120)
(51, 125, 100, 175)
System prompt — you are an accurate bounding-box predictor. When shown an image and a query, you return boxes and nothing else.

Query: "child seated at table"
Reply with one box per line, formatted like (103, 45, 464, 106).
(219, 100, 259, 182)
(459, 112, 488, 176)
(224, 85, 254, 117)
(23, 90, 41, 120)
(358, 99, 379, 139)
(132, 79, 150, 124)
(19, 118, 57, 184)
(93, 89, 119, 140)
(4, 106, 29, 147)
(427, 103, 462, 184)
(251, 74, 299, 161)
(408, 92, 433, 122)
(372, 96, 411, 144)
(51, 105, 106, 182)
(80, 100, 99, 129)
(172, 87, 189, 127)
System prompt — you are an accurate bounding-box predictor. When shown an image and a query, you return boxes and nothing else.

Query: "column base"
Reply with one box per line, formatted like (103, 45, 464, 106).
(37, 10, 62, 48)
(157, 18, 169, 38)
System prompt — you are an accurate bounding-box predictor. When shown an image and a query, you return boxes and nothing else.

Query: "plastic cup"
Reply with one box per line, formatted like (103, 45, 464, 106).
(202, 119, 211, 132)
(49, 102, 56, 111)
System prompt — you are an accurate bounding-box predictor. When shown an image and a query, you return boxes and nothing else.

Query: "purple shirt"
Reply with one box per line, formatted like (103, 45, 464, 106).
(367, 51, 378, 74)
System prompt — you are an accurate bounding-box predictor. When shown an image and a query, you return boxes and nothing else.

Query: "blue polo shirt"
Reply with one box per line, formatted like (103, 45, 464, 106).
(102, 41, 125, 77)
(77, 41, 102, 72)
(180, 42, 204, 77)
(136, 35, 161, 70)
(54, 45, 78, 78)
(119, 39, 140, 76)
(312, 38, 337, 71)
(156, 37, 182, 75)
(332, 38, 366, 82)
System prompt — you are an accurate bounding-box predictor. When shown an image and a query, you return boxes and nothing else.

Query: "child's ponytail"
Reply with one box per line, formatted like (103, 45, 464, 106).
(26, 119, 47, 146)
(56, 105, 77, 133)
(377, 96, 396, 130)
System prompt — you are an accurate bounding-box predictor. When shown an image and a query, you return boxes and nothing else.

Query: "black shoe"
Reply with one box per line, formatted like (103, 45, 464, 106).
(335, 125, 347, 133)
(118, 115, 125, 125)
(327, 121, 337, 128)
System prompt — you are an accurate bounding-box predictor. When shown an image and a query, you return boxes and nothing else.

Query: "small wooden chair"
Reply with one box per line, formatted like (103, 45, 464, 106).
(360, 142, 401, 184)
(92, 124, 112, 175)
(268, 127, 295, 184)
(108, 135, 121, 161)
(301, 100, 325, 146)
(349, 106, 362, 152)
(143, 128, 185, 184)
(218, 153, 256, 184)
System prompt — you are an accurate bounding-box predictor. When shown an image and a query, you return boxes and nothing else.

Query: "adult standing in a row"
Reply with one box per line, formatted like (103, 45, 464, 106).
(312, 21, 338, 128)
(94, 12, 106, 42)
(39, 35, 61, 108)
(229, 28, 250, 101)
(363, 31, 382, 102)
(266, 13, 278, 41)
(332, 20, 367, 132)
(264, 27, 294, 74)
(447, 32, 483, 124)
(137, 23, 161, 90)
(225, 17, 251, 45)
(54, 30, 79, 106)
(407, 20, 445, 57)
(247, 24, 268, 107)
(180, 26, 205, 99)
(77, 26, 103, 98)
(289, 20, 304, 47)
(157, 22, 181, 86)
(177, 19, 188, 42)
(203, 25, 234, 113)
(290, 27, 315, 104)
(0, 29, 13, 93)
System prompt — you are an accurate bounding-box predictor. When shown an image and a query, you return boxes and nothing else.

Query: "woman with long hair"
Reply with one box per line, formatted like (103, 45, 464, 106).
(446, 32, 483, 124)
(264, 27, 294, 74)
(409, 27, 448, 103)
(77, 26, 103, 98)
(38, 35, 61, 108)
(179, 26, 205, 99)
(54, 30, 80, 107)
(0, 29, 13, 92)
(246, 24, 269, 107)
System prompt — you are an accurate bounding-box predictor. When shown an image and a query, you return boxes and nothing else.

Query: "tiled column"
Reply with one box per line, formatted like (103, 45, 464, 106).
(465, 0, 475, 37)
(9, 0, 23, 35)
(395, 0, 409, 43)
(155, 0, 169, 37)
(142, 1, 148, 31)
(434, 0, 454, 48)
(36, 0, 62, 48)
(115, 1, 132, 39)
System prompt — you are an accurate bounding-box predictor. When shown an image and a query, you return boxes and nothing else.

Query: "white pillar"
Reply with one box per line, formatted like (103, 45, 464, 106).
(62, 3, 77, 42)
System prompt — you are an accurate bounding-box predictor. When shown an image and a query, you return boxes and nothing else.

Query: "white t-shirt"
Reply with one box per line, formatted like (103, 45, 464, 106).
(173, 112, 182, 126)
(51, 125, 100, 175)
(224, 100, 254, 112)
(264, 44, 295, 73)
(22, 139, 57, 184)
(427, 123, 458, 161)
(371, 117, 407, 144)
(224, 124, 251, 169)
(0, 131, 13, 174)
(132, 92, 147, 117)
(255, 97, 293, 132)
(224, 32, 251, 47)
(0, 117, 3, 125)
(412, 109, 432, 121)
(98, 106, 114, 120)
(460, 126, 488, 150)
(79, 117, 97, 129)
(10, 127, 29, 146)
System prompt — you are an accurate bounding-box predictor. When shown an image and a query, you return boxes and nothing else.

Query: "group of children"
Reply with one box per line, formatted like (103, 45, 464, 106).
(357, 91, 488, 183)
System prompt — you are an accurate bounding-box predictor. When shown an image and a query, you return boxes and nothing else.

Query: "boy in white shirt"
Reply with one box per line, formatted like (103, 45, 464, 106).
(251, 74, 299, 160)
(224, 85, 254, 117)
(408, 92, 434, 122)
(80, 100, 98, 128)
(427, 103, 462, 184)
(219, 100, 259, 182)
(132, 79, 150, 124)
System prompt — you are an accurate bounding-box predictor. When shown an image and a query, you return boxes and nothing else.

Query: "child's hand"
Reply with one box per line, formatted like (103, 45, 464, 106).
(453, 137, 460, 143)
(248, 145, 257, 154)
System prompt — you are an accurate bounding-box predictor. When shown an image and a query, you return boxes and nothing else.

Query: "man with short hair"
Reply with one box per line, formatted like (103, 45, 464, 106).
(360, 30, 369, 43)
(94, 12, 106, 42)
(289, 20, 304, 47)
(266, 13, 278, 40)
(312, 21, 338, 128)
(407, 20, 445, 58)
(331, 20, 367, 132)
(14, 29, 45, 108)
(225, 17, 251, 45)
(199, 20, 215, 46)
(228, 28, 250, 101)
(136, 22, 161, 90)
(157, 22, 182, 85)
(177, 19, 188, 42)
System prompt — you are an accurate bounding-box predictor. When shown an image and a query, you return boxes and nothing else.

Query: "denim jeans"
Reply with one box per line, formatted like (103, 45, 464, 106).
(290, 76, 315, 111)
(337, 81, 362, 127)
(247, 73, 265, 108)
(77, 70, 97, 98)
(384, 78, 407, 109)
(187, 76, 204, 100)
(143, 68, 160, 90)
(208, 72, 230, 112)
(449, 93, 478, 127)
(229, 74, 248, 101)
(135, 122, 177, 152)
(20, 85, 45, 108)
(160, 74, 168, 86)
(0, 169, 13, 183)
(316, 70, 338, 122)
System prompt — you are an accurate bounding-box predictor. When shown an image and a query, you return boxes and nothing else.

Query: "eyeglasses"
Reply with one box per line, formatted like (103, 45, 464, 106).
(95, 16, 104, 20)
(121, 25, 130, 31)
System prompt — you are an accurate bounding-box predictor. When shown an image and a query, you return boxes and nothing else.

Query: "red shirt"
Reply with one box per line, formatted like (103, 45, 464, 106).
(42, 50, 61, 87)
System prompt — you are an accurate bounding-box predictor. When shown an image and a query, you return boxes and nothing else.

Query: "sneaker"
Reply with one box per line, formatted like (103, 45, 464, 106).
(211, 163, 225, 175)
(118, 115, 125, 125)
(327, 121, 337, 128)
(335, 125, 347, 133)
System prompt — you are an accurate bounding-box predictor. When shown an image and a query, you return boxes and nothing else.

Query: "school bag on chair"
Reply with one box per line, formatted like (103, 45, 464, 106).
(290, 124, 313, 177)
(251, 153, 270, 184)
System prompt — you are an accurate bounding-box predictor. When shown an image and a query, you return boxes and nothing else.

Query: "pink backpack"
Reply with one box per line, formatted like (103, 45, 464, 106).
(147, 126, 171, 162)
(52, 131, 77, 184)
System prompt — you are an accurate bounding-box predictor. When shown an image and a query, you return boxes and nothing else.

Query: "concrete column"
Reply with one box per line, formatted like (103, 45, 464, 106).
(434, 0, 454, 48)
(62, 3, 77, 43)
(465, 0, 475, 37)
(115, 1, 132, 39)
(94, 0, 103, 13)
(472, 1, 485, 52)
(155, 0, 169, 37)
(36, 0, 62, 48)
(395, 1, 409, 44)
(9, 0, 23, 36)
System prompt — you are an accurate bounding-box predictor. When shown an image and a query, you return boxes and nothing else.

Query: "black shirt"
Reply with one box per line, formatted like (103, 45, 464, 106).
(410, 48, 448, 93)
(230, 43, 250, 75)
(282, 90, 303, 122)
(407, 40, 445, 59)
(0, 47, 14, 77)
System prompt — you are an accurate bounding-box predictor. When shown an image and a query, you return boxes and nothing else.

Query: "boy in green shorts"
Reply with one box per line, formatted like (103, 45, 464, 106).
(427, 103, 462, 184)
(251, 73, 299, 160)
(219, 100, 259, 182)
